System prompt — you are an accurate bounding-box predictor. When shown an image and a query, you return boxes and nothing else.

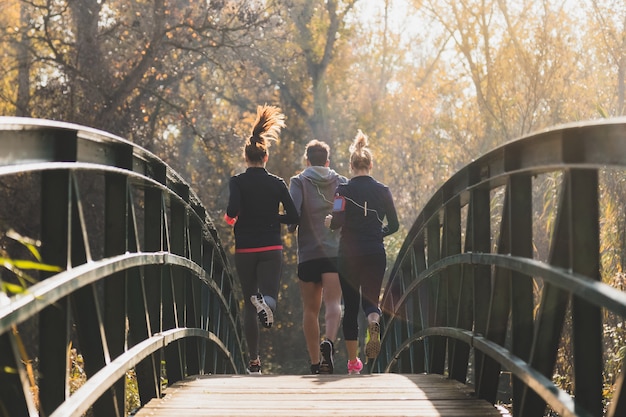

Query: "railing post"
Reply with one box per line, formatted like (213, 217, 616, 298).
(202, 244, 218, 373)
(99, 142, 134, 416)
(520, 172, 573, 416)
(570, 169, 602, 417)
(39, 129, 76, 416)
(186, 203, 204, 375)
(509, 174, 534, 415)
(163, 182, 189, 383)
(412, 240, 428, 374)
(444, 196, 469, 383)
(469, 186, 491, 393)
(68, 172, 116, 417)
(478, 185, 512, 404)
(135, 162, 168, 404)
(427, 216, 445, 374)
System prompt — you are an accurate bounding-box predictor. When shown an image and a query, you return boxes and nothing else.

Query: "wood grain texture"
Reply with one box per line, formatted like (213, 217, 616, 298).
(133, 373, 510, 416)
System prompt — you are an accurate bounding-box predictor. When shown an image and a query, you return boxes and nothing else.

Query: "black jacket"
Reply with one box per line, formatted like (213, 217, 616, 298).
(227, 167, 299, 250)
(329, 175, 399, 257)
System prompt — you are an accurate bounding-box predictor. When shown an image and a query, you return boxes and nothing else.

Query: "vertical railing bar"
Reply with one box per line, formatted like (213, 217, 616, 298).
(444, 196, 468, 383)
(102, 163, 129, 417)
(67, 172, 116, 414)
(570, 169, 602, 417)
(477, 184, 512, 403)
(509, 174, 534, 416)
(426, 217, 442, 373)
(414, 239, 428, 374)
(186, 213, 202, 375)
(126, 183, 159, 408)
(164, 182, 188, 384)
(519, 171, 572, 417)
(471, 186, 491, 393)
(40, 164, 72, 415)
(137, 176, 166, 404)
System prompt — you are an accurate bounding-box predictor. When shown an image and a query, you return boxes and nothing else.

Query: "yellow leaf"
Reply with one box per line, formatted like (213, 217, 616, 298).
(2, 366, 18, 375)
(2, 282, 25, 294)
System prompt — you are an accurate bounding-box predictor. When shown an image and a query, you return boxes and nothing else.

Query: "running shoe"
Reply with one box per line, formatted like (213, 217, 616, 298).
(247, 359, 261, 375)
(347, 357, 363, 375)
(310, 363, 320, 374)
(319, 339, 334, 374)
(251, 293, 274, 328)
(365, 321, 381, 360)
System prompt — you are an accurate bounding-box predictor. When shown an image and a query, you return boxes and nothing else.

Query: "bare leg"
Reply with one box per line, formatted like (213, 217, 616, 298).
(321, 272, 342, 342)
(299, 280, 323, 364)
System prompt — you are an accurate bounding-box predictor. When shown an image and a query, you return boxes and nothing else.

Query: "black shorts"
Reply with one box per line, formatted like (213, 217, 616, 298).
(297, 258, 338, 283)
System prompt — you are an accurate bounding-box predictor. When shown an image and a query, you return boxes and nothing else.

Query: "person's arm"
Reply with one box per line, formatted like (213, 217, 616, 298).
(224, 177, 240, 225)
(382, 188, 399, 237)
(279, 180, 300, 225)
(287, 177, 303, 232)
(328, 190, 345, 230)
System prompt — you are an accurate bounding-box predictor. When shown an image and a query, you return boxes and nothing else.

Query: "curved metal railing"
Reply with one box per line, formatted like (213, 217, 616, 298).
(0, 118, 245, 417)
(376, 119, 626, 417)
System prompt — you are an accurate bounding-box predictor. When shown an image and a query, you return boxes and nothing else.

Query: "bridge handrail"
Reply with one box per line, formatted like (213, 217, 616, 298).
(0, 117, 245, 417)
(377, 119, 626, 417)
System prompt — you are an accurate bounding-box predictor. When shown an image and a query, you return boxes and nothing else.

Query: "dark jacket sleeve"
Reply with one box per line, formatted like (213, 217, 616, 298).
(226, 177, 240, 219)
(287, 176, 302, 232)
(382, 187, 399, 237)
(279, 180, 299, 225)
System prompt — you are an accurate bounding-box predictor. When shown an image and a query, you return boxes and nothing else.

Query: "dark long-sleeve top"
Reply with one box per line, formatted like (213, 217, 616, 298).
(226, 167, 299, 252)
(329, 175, 399, 257)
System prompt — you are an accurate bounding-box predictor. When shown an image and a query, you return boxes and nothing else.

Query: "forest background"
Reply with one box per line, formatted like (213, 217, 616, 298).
(1, 0, 626, 378)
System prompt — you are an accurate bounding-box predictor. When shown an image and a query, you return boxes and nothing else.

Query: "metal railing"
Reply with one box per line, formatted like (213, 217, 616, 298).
(375, 119, 626, 417)
(0, 118, 245, 417)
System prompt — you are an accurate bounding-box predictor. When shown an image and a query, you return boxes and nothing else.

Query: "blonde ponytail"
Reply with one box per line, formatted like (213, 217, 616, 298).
(244, 105, 286, 162)
(349, 129, 372, 171)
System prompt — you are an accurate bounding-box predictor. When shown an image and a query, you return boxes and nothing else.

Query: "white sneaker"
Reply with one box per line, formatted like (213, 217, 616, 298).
(251, 293, 274, 328)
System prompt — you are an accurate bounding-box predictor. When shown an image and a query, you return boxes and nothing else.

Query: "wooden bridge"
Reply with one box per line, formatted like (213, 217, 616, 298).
(2, 117, 626, 417)
(133, 373, 507, 416)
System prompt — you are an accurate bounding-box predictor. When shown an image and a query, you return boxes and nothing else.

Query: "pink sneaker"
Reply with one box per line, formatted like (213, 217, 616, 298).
(347, 358, 363, 375)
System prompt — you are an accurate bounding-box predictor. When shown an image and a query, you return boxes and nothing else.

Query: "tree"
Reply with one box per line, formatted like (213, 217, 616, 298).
(588, 0, 626, 116)
(410, 0, 591, 150)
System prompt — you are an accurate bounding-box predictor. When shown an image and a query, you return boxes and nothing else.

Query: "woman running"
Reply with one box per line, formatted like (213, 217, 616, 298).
(326, 130, 399, 374)
(224, 104, 299, 374)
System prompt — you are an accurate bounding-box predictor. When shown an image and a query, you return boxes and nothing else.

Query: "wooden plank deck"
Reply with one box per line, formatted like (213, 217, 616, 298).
(133, 373, 510, 416)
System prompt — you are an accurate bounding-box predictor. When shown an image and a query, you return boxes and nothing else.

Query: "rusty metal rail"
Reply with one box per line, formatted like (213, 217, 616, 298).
(375, 119, 626, 417)
(0, 117, 245, 417)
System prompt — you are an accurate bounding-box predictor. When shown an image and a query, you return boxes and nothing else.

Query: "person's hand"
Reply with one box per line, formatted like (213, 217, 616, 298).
(324, 214, 333, 228)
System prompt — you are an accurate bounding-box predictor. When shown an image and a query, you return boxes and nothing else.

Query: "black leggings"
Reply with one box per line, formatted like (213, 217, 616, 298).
(338, 253, 386, 341)
(235, 250, 282, 358)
